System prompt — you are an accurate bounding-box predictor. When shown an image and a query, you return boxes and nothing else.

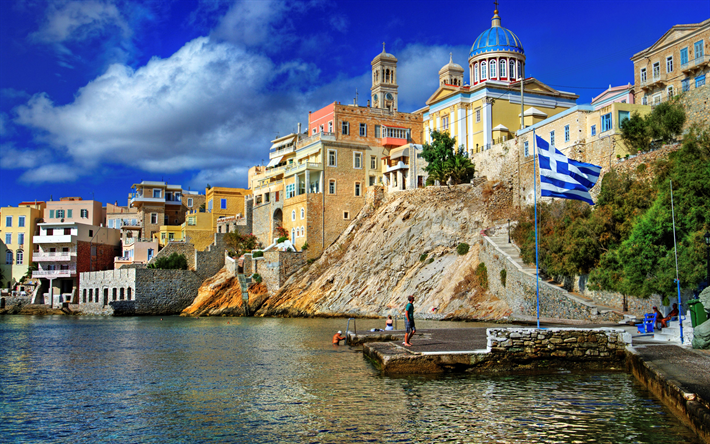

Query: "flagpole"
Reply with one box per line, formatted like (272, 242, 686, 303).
(533, 131, 540, 329)
(670, 180, 684, 344)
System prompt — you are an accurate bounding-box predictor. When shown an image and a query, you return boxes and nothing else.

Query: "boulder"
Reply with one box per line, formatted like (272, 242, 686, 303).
(692, 318, 710, 349)
(698, 287, 710, 314)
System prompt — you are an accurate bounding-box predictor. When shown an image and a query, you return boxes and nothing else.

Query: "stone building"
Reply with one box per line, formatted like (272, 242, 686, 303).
(249, 47, 423, 258)
(128, 180, 205, 240)
(631, 18, 709, 106)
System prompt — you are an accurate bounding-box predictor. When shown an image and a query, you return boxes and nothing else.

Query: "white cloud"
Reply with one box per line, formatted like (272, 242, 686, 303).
(0, 145, 51, 169)
(18, 164, 79, 184)
(211, 0, 289, 48)
(30, 0, 130, 45)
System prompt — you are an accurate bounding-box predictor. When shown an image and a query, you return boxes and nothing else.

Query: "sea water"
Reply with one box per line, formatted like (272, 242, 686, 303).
(0, 316, 700, 443)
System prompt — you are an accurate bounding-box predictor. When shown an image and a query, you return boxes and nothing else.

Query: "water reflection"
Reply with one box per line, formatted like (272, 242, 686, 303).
(0, 316, 699, 443)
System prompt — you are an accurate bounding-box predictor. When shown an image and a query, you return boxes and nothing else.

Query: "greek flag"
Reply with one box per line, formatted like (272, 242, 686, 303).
(535, 134, 601, 205)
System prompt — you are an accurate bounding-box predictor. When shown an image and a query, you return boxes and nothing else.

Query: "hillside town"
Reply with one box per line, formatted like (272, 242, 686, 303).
(1, 11, 708, 321)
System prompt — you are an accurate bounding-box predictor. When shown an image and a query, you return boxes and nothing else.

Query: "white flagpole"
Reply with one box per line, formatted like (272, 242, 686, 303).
(670, 180, 684, 344)
(533, 132, 540, 329)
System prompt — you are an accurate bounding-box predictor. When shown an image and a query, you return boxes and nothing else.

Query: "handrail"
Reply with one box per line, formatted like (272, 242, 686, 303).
(345, 317, 356, 345)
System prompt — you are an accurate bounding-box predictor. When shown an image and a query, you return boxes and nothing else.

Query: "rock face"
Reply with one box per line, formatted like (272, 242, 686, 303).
(255, 183, 514, 320)
(182, 267, 269, 316)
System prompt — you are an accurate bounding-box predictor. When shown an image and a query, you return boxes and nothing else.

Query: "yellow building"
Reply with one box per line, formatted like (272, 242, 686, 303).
(153, 225, 184, 247)
(182, 211, 215, 251)
(1, 202, 45, 289)
(418, 7, 579, 154)
(205, 187, 251, 229)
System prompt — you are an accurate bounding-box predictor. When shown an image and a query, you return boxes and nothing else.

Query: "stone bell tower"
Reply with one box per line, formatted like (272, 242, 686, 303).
(371, 43, 398, 111)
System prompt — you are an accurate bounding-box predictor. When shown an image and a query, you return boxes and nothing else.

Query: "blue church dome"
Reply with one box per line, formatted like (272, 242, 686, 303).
(470, 11, 524, 57)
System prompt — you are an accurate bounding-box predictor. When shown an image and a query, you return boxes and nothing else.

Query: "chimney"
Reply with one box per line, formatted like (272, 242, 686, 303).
(367, 99, 370, 107)
(297, 122, 301, 141)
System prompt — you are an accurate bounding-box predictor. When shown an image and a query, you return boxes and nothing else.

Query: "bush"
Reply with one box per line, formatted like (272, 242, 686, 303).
(226, 232, 260, 257)
(148, 253, 188, 270)
(428, 258, 434, 264)
(500, 269, 507, 287)
(475, 262, 488, 290)
(252, 273, 263, 283)
(251, 251, 263, 258)
(420, 253, 428, 262)
(307, 258, 317, 265)
(301, 242, 309, 251)
(277, 236, 288, 243)
(457, 243, 470, 255)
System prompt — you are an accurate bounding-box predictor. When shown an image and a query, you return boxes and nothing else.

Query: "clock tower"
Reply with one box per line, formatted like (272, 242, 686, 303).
(371, 43, 398, 111)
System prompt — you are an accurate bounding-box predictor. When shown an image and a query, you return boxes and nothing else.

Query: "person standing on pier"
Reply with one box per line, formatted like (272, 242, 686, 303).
(404, 296, 416, 346)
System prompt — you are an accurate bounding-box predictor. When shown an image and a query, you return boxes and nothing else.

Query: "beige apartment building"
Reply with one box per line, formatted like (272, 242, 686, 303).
(249, 48, 423, 258)
(631, 18, 709, 105)
(45, 197, 103, 226)
(128, 181, 205, 240)
(1, 201, 45, 289)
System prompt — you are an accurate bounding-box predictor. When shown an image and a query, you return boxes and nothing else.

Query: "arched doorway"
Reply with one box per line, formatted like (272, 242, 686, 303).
(273, 209, 283, 244)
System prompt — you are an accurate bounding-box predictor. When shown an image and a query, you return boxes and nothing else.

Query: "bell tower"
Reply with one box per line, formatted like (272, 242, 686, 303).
(371, 43, 398, 111)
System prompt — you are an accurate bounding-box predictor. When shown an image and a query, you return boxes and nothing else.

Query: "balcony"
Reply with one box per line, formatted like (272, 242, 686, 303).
(681, 54, 710, 72)
(284, 162, 323, 177)
(33, 266, 77, 278)
(386, 160, 410, 173)
(33, 251, 77, 262)
(639, 72, 667, 90)
(270, 144, 296, 159)
(129, 192, 164, 205)
(382, 127, 409, 147)
(112, 219, 142, 229)
(296, 132, 336, 148)
(33, 234, 75, 244)
(124, 238, 153, 246)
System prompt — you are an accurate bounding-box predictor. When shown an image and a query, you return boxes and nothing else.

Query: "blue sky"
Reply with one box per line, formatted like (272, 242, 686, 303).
(1, 0, 708, 207)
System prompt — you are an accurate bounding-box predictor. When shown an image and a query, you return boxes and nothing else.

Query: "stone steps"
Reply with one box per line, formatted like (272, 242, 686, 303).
(653, 315, 694, 343)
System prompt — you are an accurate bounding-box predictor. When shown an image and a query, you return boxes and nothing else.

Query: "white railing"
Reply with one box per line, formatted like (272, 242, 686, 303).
(296, 132, 336, 148)
(34, 267, 77, 277)
(383, 127, 409, 139)
(33, 252, 76, 261)
(124, 238, 153, 246)
(681, 54, 709, 71)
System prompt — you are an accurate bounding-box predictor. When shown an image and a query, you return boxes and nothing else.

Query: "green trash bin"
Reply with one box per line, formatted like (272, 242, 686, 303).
(688, 300, 707, 328)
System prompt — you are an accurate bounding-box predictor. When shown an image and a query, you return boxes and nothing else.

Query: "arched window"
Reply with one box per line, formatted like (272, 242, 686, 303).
(329, 179, 336, 194)
(300, 208, 304, 219)
(474, 63, 478, 82)
(127, 287, 132, 300)
(120, 288, 125, 300)
(385, 69, 390, 83)
(518, 61, 522, 79)
(510, 60, 516, 79)
(500, 59, 506, 78)
(490, 59, 497, 78)
(83, 289, 87, 304)
(16, 250, 23, 265)
(291, 210, 296, 221)
(291, 228, 296, 240)
(481, 62, 487, 80)
(5, 250, 12, 265)
(301, 226, 304, 237)
(113, 288, 118, 301)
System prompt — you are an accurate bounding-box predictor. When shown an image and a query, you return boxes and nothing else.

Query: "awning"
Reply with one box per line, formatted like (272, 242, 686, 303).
(270, 138, 294, 150)
(266, 156, 283, 168)
(389, 147, 408, 159)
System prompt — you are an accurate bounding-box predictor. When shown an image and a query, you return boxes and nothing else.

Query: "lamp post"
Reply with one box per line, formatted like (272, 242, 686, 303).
(508, 219, 511, 243)
(704, 231, 710, 286)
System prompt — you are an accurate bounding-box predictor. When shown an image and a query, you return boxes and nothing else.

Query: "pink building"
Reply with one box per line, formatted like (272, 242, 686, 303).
(591, 84, 636, 110)
(45, 197, 104, 226)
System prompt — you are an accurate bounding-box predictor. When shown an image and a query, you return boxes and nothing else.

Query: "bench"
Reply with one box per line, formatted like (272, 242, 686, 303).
(636, 312, 657, 334)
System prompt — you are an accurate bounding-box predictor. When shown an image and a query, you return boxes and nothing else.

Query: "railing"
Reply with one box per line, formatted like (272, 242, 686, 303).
(296, 132, 336, 148)
(270, 144, 296, 158)
(284, 162, 324, 175)
(34, 267, 77, 277)
(681, 54, 709, 71)
(114, 256, 132, 262)
(640, 71, 667, 88)
(383, 127, 409, 139)
(124, 238, 153, 246)
(33, 251, 76, 260)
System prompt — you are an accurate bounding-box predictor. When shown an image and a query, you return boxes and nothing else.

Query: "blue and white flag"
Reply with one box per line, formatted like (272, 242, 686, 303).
(535, 134, 601, 205)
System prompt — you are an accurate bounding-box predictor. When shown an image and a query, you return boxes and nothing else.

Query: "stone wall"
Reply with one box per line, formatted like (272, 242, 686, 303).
(681, 84, 709, 130)
(194, 233, 226, 280)
(225, 253, 236, 274)
(149, 241, 196, 269)
(479, 235, 621, 322)
(259, 251, 305, 291)
(1, 292, 32, 309)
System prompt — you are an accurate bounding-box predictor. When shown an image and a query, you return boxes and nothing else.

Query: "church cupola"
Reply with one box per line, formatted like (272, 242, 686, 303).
(439, 53, 465, 87)
(371, 43, 399, 111)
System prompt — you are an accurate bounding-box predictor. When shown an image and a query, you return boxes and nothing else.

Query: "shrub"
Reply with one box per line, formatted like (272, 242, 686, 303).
(457, 242, 470, 255)
(301, 242, 309, 251)
(252, 273, 263, 283)
(274, 226, 288, 238)
(277, 236, 288, 243)
(307, 258, 317, 265)
(636, 163, 647, 173)
(475, 262, 488, 290)
(420, 253, 428, 262)
(251, 251, 263, 258)
(226, 232, 260, 257)
(148, 253, 188, 270)
(428, 258, 434, 264)
(500, 269, 507, 287)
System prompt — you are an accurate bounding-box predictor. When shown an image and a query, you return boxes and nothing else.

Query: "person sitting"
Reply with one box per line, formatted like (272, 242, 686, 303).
(652, 306, 663, 329)
(660, 303, 679, 328)
(332, 331, 346, 345)
(385, 315, 394, 331)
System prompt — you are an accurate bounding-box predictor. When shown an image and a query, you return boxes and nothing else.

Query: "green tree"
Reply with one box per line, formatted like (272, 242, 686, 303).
(226, 232, 261, 257)
(445, 147, 476, 184)
(422, 131, 475, 185)
(619, 112, 650, 153)
(646, 101, 686, 144)
(148, 253, 188, 270)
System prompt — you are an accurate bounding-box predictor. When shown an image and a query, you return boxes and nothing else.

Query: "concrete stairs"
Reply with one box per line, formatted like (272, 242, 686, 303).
(653, 313, 694, 344)
(486, 230, 622, 321)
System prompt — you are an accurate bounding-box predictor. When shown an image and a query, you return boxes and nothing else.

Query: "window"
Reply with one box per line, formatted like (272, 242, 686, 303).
(474, 63, 478, 82)
(87, 229, 92, 237)
(369, 176, 376, 186)
(6, 250, 12, 264)
(355, 182, 361, 197)
(300, 226, 304, 237)
(292, 229, 296, 240)
(524, 141, 529, 157)
(18, 216, 25, 227)
(517, 61, 522, 79)
(682, 78, 690, 92)
(187, 198, 193, 207)
(619, 111, 630, 126)
(56, 209, 64, 219)
(49, 210, 55, 219)
(695, 40, 704, 59)
(5, 233, 11, 244)
(46, 228, 53, 235)
(286, 183, 296, 199)
(161, 233, 166, 240)
(481, 62, 487, 80)
(220, 198, 227, 210)
(640, 68, 647, 83)
(564, 125, 570, 142)
(666, 56, 673, 73)
(370, 155, 376, 169)
(510, 60, 516, 79)
(207, 200, 213, 211)
(168, 233, 174, 241)
(153, 189, 161, 198)
(696, 74, 706, 88)
(490, 59, 497, 77)
(275, 191, 280, 202)
(16, 250, 23, 265)
(300, 208, 305, 219)
(475, 108, 481, 123)
(550, 131, 555, 147)
(18, 233, 24, 245)
(374, 125, 381, 138)
(320, 124, 324, 133)
(151, 213, 158, 224)
(166, 192, 172, 201)
(359, 123, 367, 137)
(642, 96, 648, 105)
(667, 85, 674, 97)
(354, 152, 362, 169)
(341, 121, 349, 135)
(442, 116, 449, 130)
(343, 212, 350, 220)
(5, 216, 11, 227)
(80, 209, 88, 218)
(329, 180, 336, 194)
(328, 150, 337, 167)
(312, 128, 316, 135)
(500, 59, 506, 77)
(681, 47, 689, 66)
(591, 125, 596, 136)
(601, 113, 612, 132)
(67, 209, 73, 218)
(652, 62, 660, 80)
(188, 217, 196, 226)
(328, 121, 333, 132)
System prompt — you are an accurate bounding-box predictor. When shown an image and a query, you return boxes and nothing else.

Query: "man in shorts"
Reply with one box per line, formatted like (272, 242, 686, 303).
(404, 295, 416, 346)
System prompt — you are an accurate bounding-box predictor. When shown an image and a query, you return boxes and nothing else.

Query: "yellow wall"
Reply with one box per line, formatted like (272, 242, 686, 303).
(154, 225, 184, 247)
(182, 212, 215, 251)
(206, 187, 251, 229)
(1, 204, 43, 288)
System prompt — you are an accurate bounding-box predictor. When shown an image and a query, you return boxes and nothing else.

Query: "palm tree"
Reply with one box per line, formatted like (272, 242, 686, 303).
(445, 155, 476, 184)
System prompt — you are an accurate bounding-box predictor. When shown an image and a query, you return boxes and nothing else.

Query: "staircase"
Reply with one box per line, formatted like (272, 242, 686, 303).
(653, 313, 694, 344)
(485, 228, 622, 322)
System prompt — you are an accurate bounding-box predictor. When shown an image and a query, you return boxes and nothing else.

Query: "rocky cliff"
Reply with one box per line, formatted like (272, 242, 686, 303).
(255, 182, 514, 320)
(182, 267, 269, 316)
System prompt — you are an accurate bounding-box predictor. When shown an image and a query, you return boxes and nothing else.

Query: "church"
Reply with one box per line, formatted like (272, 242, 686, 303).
(416, 6, 579, 154)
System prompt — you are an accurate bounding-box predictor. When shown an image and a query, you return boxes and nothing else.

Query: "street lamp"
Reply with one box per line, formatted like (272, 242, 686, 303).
(704, 231, 710, 286)
(508, 219, 511, 243)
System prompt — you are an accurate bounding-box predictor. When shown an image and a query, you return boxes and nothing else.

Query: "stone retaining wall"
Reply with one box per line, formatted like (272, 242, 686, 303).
(259, 251, 305, 291)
